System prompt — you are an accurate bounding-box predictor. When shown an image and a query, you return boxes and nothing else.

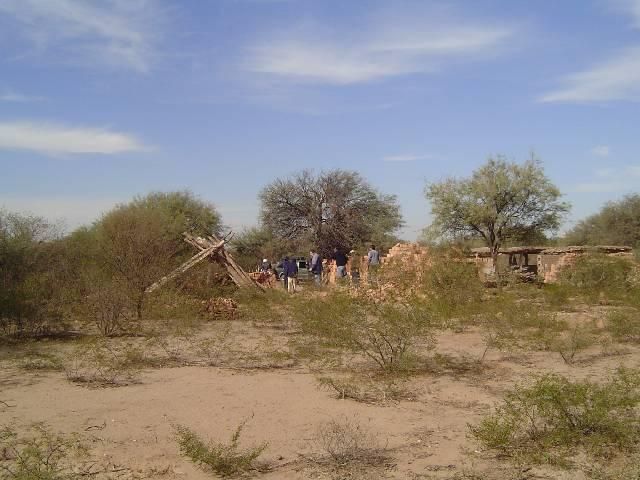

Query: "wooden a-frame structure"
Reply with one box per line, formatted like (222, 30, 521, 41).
(146, 232, 264, 293)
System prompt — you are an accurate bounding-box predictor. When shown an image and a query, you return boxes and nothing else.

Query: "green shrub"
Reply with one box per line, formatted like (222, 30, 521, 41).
(469, 369, 640, 465)
(607, 310, 640, 343)
(175, 419, 267, 477)
(558, 254, 640, 305)
(551, 324, 596, 365)
(64, 340, 145, 386)
(0, 424, 86, 480)
(297, 292, 437, 373)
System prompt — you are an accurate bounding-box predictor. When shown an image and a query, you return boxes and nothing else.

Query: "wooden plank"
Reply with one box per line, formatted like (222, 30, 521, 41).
(146, 239, 225, 293)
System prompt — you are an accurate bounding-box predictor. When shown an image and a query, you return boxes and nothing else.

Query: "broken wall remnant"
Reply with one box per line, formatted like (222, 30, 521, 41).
(469, 245, 634, 283)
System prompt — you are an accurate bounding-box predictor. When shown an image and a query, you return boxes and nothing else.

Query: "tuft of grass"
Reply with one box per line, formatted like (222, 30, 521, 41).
(316, 375, 417, 404)
(312, 417, 387, 466)
(175, 418, 268, 477)
(469, 368, 640, 466)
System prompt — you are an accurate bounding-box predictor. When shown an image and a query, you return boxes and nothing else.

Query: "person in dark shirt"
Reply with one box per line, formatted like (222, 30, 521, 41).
(333, 247, 348, 279)
(283, 256, 298, 293)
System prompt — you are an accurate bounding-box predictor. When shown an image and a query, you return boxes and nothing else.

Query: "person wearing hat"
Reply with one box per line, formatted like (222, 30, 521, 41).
(260, 258, 272, 272)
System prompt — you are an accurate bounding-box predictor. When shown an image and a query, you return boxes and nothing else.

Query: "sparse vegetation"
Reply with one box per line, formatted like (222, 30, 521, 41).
(0, 424, 86, 480)
(312, 417, 387, 466)
(175, 419, 268, 477)
(469, 369, 640, 466)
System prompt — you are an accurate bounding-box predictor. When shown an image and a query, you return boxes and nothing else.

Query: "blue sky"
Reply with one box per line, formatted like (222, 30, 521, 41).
(1, 0, 639, 240)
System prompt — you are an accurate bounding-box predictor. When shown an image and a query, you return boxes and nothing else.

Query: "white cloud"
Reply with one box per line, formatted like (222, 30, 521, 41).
(539, 46, 640, 103)
(383, 154, 435, 162)
(245, 12, 514, 85)
(572, 165, 640, 192)
(0, 121, 149, 155)
(0, 91, 45, 102)
(591, 145, 611, 157)
(609, 0, 640, 28)
(0, 0, 163, 72)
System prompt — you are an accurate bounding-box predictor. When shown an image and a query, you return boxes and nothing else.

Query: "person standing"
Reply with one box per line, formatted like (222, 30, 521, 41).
(285, 256, 298, 293)
(278, 257, 288, 289)
(367, 244, 380, 284)
(333, 247, 348, 280)
(310, 249, 322, 286)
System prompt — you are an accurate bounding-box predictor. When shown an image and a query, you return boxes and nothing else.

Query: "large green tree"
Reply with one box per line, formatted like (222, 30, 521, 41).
(259, 169, 403, 256)
(91, 191, 222, 319)
(425, 156, 570, 267)
(565, 193, 640, 248)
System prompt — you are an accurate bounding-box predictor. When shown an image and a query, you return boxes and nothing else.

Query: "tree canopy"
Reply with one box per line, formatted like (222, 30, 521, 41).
(259, 169, 403, 256)
(565, 193, 640, 248)
(425, 156, 570, 264)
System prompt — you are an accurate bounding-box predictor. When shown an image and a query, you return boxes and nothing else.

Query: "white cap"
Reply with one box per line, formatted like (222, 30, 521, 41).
(263, 259, 268, 262)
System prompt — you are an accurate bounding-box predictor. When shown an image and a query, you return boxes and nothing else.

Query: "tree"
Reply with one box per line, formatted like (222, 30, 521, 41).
(92, 191, 222, 319)
(259, 169, 403, 256)
(0, 210, 64, 336)
(425, 156, 570, 268)
(565, 193, 640, 248)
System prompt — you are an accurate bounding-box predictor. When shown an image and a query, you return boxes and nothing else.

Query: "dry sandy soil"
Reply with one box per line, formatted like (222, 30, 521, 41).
(1, 301, 638, 480)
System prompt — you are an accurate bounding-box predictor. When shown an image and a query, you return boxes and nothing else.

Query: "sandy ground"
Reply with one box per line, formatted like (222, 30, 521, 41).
(1, 309, 639, 479)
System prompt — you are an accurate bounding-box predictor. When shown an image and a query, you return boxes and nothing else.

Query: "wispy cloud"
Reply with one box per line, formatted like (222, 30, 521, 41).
(0, 121, 150, 155)
(539, 46, 640, 103)
(245, 10, 514, 85)
(572, 165, 640, 192)
(383, 154, 435, 162)
(591, 145, 611, 157)
(540, 1, 640, 103)
(0, 91, 45, 103)
(0, 0, 164, 72)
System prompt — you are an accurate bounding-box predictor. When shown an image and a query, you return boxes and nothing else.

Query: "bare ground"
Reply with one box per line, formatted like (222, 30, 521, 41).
(1, 306, 638, 480)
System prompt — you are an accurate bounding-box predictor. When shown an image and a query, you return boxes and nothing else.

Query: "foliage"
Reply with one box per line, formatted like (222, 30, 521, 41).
(425, 155, 569, 266)
(606, 309, 640, 343)
(0, 210, 66, 337)
(313, 417, 386, 465)
(175, 419, 267, 477)
(259, 169, 403, 257)
(469, 369, 640, 465)
(551, 324, 595, 365)
(297, 292, 437, 372)
(558, 254, 640, 305)
(64, 340, 145, 386)
(565, 193, 640, 248)
(230, 226, 295, 272)
(0, 424, 86, 480)
(478, 300, 568, 360)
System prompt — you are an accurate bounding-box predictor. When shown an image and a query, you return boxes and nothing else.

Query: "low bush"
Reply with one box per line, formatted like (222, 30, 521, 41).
(316, 375, 416, 404)
(551, 324, 595, 365)
(469, 369, 640, 466)
(0, 424, 86, 480)
(313, 417, 387, 466)
(606, 310, 640, 343)
(64, 340, 145, 386)
(558, 254, 640, 305)
(297, 292, 437, 373)
(175, 419, 267, 477)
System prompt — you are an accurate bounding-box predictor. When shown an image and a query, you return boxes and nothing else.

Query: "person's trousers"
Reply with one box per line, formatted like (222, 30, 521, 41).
(314, 273, 322, 285)
(288, 277, 297, 293)
(336, 265, 347, 278)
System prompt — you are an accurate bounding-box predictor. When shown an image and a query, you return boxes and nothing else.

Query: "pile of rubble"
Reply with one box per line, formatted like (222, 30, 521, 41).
(201, 297, 238, 320)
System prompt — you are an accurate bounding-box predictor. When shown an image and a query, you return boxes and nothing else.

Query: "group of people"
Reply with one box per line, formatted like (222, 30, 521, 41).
(262, 245, 381, 293)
